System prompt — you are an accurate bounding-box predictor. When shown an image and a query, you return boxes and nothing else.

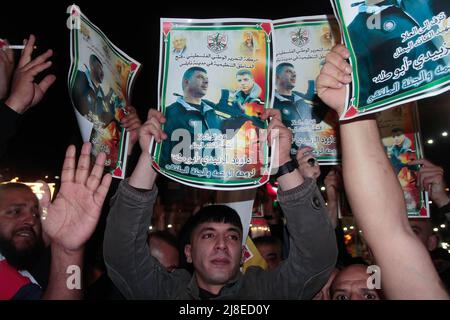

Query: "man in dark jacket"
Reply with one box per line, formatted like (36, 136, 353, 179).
(103, 108, 337, 299)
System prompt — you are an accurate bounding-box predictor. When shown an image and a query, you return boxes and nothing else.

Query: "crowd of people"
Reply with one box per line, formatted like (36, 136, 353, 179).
(1, 33, 450, 300)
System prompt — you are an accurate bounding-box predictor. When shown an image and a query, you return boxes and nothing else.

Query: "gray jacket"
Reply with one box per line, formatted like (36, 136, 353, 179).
(103, 177, 337, 299)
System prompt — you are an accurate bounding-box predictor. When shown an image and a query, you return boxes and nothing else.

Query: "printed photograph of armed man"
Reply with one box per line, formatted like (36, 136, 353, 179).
(273, 19, 340, 163)
(340, 0, 450, 108)
(154, 23, 272, 188)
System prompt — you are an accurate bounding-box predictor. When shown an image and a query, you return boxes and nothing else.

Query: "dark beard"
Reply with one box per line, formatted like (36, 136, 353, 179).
(0, 234, 45, 270)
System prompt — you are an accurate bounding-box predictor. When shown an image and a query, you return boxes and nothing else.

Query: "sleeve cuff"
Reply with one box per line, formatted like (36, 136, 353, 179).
(277, 177, 317, 203)
(116, 178, 158, 204)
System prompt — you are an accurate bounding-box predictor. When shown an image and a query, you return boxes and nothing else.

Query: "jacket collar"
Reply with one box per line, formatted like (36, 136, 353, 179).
(275, 91, 302, 103)
(186, 272, 243, 300)
(177, 97, 213, 113)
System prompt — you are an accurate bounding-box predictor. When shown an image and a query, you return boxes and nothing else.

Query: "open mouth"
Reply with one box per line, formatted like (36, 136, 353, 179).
(14, 228, 36, 240)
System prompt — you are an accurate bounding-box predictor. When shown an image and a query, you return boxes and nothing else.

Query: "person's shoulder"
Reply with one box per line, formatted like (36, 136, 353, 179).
(165, 101, 184, 114)
(73, 69, 89, 87)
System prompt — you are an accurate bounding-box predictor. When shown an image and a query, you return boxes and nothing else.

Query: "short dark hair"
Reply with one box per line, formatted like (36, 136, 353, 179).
(182, 66, 207, 88)
(276, 63, 294, 76)
(391, 127, 404, 134)
(184, 205, 243, 243)
(253, 235, 282, 249)
(89, 54, 102, 66)
(236, 69, 253, 78)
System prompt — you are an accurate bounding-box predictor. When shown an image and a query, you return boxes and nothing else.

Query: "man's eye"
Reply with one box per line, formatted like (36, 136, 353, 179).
(364, 293, 378, 300)
(227, 234, 239, 241)
(334, 295, 349, 300)
(202, 233, 214, 239)
(5, 208, 20, 216)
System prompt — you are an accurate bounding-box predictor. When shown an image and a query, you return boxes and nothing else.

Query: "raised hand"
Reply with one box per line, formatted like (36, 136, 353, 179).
(121, 105, 142, 155)
(409, 158, 450, 208)
(139, 109, 167, 152)
(296, 146, 320, 179)
(0, 39, 15, 100)
(260, 108, 292, 169)
(316, 44, 352, 117)
(40, 143, 112, 252)
(5, 35, 56, 114)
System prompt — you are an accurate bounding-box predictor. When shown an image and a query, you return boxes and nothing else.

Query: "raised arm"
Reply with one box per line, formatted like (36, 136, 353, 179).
(40, 143, 112, 299)
(0, 35, 55, 157)
(317, 44, 449, 299)
(103, 109, 189, 299)
(243, 109, 337, 299)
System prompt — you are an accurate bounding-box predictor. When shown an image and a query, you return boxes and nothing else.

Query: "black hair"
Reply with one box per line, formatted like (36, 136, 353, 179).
(183, 205, 243, 244)
(182, 66, 207, 89)
(276, 63, 295, 76)
(391, 127, 404, 134)
(253, 235, 282, 248)
(89, 54, 102, 66)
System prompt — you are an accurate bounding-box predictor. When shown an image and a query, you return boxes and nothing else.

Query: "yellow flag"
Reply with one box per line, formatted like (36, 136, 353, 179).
(242, 236, 268, 272)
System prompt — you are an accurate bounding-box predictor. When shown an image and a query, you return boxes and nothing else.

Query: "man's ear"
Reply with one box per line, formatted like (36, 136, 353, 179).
(427, 234, 439, 252)
(184, 244, 193, 263)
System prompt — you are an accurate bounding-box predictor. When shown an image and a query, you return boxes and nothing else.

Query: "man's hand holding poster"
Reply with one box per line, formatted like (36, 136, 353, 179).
(331, 0, 450, 120)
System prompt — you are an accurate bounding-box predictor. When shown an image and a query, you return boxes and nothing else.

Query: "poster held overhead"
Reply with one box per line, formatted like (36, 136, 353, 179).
(68, 4, 141, 179)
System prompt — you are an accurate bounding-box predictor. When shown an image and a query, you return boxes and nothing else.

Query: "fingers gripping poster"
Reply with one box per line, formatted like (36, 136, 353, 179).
(332, 0, 450, 120)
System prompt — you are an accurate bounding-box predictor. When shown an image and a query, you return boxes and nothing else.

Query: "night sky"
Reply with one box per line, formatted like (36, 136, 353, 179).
(1, 0, 449, 187)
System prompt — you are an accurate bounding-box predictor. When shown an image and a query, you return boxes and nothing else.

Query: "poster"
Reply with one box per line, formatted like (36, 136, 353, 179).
(68, 5, 141, 179)
(332, 0, 450, 120)
(152, 18, 273, 190)
(377, 102, 429, 218)
(273, 15, 341, 164)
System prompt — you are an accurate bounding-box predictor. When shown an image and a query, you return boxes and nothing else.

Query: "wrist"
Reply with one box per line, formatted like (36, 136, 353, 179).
(276, 154, 291, 169)
(5, 96, 25, 114)
(277, 169, 304, 191)
(51, 243, 84, 258)
(129, 152, 157, 189)
(433, 194, 450, 208)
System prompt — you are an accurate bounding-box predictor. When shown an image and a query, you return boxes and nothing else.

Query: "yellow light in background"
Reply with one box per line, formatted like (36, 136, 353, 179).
(427, 139, 434, 144)
(23, 182, 56, 200)
(442, 132, 448, 137)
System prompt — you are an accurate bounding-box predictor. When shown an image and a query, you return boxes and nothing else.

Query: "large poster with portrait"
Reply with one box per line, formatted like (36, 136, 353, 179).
(152, 18, 273, 190)
(377, 102, 429, 218)
(68, 5, 141, 179)
(332, 0, 450, 120)
(273, 16, 341, 164)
